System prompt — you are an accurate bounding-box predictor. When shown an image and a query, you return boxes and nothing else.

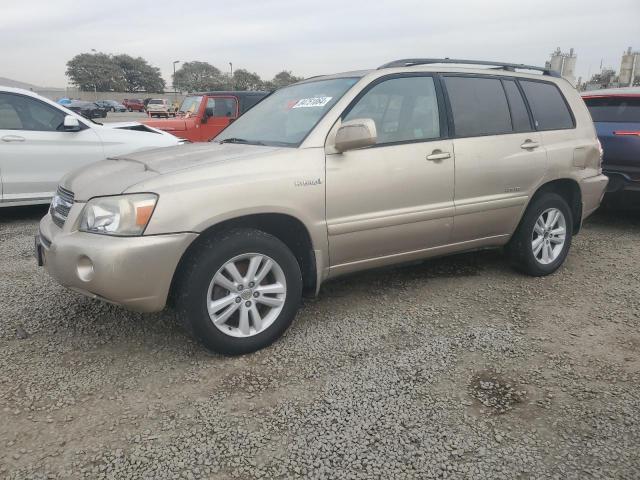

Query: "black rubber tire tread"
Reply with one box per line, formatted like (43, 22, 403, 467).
(174, 228, 302, 355)
(507, 192, 573, 276)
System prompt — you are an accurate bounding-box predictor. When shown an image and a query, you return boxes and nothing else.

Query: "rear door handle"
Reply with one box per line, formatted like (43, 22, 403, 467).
(520, 140, 539, 150)
(2, 135, 25, 142)
(426, 151, 451, 161)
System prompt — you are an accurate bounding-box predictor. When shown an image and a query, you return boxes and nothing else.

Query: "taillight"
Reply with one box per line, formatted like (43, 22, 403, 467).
(613, 131, 640, 136)
(598, 139, 604, 165)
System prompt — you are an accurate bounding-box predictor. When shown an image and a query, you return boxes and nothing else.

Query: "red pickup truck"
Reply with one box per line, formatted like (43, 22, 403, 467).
(142, 91, 268, 142)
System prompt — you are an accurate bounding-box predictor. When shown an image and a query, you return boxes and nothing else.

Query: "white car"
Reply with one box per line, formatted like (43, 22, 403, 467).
(0, 87, 183, 207)
(145, 98, 174, 118)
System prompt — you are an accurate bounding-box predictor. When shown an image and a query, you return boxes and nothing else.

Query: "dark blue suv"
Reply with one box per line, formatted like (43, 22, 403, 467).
(583, 89, 640, 193)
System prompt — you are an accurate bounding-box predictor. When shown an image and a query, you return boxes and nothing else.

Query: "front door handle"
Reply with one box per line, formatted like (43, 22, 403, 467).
(426, 151, 451, 162)
(520, 140, 540, 150)
(2, 135, 25, 142)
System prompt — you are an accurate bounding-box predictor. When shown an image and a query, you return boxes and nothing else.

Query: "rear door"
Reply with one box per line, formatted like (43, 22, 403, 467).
(0, 92, 104, 203)
(200, 96, 239, 141)
(442, 75, 547, 243)
(583, 95, 640, 173)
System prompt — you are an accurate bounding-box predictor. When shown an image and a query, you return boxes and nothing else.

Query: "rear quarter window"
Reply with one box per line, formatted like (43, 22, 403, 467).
(520, 80, 574, 130)
(583, 97, 640, 123)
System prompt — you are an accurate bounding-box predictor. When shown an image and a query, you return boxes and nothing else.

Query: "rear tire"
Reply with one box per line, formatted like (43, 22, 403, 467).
(507, 192, 573, 276)
(175, 228, 302, 355)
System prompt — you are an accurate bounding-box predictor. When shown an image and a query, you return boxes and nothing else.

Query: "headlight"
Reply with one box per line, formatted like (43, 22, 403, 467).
(79, 194, 158, 236)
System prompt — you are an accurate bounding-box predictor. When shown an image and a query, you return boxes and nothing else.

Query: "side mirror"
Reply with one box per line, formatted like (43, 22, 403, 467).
(202, 106, 214, 123)
(335, 118, 377, 152)
(63, 115, 81, 132)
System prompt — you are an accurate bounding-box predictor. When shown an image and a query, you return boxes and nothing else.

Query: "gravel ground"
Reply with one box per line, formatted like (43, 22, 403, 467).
(1, 204, 639, 479)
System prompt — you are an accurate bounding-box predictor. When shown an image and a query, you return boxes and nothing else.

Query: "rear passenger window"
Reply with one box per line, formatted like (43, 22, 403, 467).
(502, 80, 532, 132)
(443, 76, 512, 137)
(0, 94, 23, 129)
(520, 80, 574, 130)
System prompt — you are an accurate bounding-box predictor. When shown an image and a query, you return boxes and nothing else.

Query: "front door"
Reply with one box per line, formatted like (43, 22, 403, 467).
(0, 92, 104, 203)
(325, 75, 455, 274)
(200, 96, 239, 141)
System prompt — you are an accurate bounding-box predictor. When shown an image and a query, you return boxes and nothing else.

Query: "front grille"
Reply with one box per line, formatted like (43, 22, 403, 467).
(50, 186, 74, 228)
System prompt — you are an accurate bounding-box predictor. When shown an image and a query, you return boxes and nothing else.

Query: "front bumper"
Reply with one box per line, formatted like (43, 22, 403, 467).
(580, 173, 609, 219)
(37, 213, 197, 312)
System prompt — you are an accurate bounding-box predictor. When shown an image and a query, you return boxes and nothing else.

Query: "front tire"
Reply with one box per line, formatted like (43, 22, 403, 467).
(175, 229, 302, 355)
(507, 192, 573, 276)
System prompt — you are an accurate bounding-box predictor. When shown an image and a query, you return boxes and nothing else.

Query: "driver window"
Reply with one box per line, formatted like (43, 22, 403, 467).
(344, 76, 440, 144)
(207, 98, 238, 118)
(0, 93, 65, 131)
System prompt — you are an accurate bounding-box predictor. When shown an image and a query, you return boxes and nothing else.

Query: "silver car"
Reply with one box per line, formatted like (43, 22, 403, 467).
(36, 59, 608, 354)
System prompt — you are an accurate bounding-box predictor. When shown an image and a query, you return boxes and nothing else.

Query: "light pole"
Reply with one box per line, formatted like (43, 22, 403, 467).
(91, 50, 97, 99)
(229, 62, 233, 89)
(172, 60, 180, 101)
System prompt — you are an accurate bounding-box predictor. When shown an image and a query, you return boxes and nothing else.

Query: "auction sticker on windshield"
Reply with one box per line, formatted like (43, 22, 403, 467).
(292, 97, 333, 108)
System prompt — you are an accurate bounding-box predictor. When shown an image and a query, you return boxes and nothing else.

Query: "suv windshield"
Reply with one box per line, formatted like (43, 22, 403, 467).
(178, 95, 203, 115)
(215, 77, 359, 147)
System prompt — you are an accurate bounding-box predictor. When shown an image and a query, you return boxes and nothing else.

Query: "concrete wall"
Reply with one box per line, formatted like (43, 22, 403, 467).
(34, 88, 184, 103)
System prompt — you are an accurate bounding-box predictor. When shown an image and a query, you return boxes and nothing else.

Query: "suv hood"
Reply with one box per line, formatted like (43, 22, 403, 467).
(61, 143, 282, 200)
(143, 117, 188, 132)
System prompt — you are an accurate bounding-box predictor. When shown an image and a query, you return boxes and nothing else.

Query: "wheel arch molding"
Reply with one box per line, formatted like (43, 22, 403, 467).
(168, 212, 319, 306)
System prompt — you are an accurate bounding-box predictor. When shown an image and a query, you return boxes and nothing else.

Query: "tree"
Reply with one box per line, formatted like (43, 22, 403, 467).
(66, 52, 165, 92)
(232, 68, 263, 91)
(66, 53, 126, 91)
(269, 71, 303, 89)
(173, 61, 227, 92)
(112, 54, 165, 92)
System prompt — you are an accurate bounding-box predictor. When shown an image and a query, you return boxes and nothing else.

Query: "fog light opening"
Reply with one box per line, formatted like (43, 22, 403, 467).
(77, 255, 95, 282)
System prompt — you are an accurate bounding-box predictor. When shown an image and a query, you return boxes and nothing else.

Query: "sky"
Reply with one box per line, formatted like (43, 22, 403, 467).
(1, 0, 638, 88)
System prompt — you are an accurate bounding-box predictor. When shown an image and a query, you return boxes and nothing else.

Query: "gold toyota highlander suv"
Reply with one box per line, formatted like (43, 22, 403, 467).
(36, 59, 608, 354)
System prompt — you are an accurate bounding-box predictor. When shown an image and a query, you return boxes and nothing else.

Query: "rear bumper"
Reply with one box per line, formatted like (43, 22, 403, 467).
(580, 174, 609, 219)
(37, 214, 197, 312)
(603, 167, 640, 192)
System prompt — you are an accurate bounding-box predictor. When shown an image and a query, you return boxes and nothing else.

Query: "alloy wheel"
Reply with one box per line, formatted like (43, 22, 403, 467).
(531, 208, 566, 265)
(206, 253, 287, 338)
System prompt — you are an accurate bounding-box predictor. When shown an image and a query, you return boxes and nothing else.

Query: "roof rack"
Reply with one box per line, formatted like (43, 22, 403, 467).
(377, 58, 560, 77)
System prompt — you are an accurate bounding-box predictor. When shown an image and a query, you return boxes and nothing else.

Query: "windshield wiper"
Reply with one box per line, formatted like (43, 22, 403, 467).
(218, 138, 265, 146)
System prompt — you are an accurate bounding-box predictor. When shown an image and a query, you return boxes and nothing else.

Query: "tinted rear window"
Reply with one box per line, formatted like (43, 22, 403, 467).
(520, 80, 574, 130)
(443, 76, 512, 137)
(583, 97, 640, 123)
